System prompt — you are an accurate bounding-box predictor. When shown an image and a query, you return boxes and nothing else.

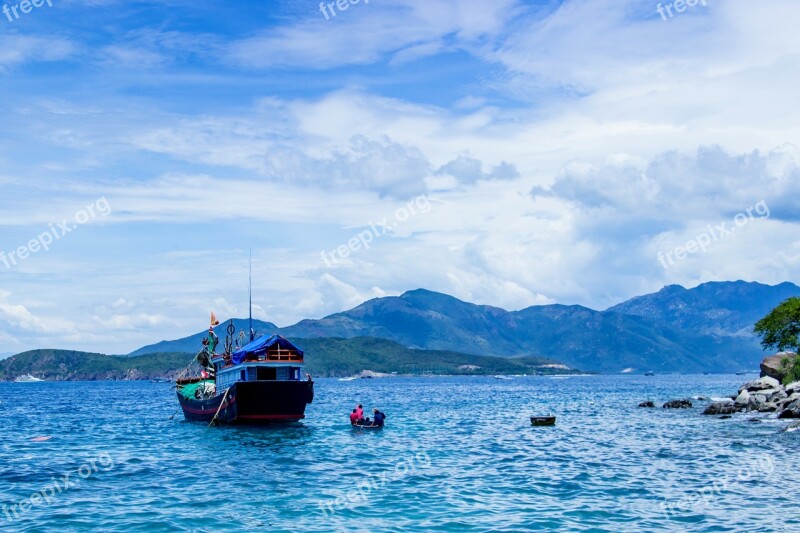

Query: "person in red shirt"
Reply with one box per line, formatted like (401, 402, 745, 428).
(349, 409, 359, 425)
(356, 404, 364, 421)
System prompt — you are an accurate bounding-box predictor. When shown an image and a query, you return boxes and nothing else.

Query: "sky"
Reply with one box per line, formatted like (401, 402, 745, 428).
(1, 0, 799, 354)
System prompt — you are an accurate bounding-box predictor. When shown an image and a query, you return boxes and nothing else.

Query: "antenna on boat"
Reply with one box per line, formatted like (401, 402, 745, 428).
(249, 249, 254, 342)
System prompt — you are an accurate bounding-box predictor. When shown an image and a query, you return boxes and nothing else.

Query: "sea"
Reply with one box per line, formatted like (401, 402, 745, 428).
(0, 374, 798, 532)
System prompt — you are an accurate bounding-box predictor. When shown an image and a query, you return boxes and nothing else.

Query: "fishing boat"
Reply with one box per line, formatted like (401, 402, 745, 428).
(176, 330, 314, 425)
(530, 415, 556, 426)
(174, 254, 314, 425)
(14, 374, 43, 383)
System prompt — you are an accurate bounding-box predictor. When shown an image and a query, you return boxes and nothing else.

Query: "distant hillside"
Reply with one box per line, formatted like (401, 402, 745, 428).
(127, 319, 278, 356)
(279, 289, 708, 373)
(1, 338, 576, 381)
(299, 337, 571, 377)
(607, 281, 800, 336)
(0, 350, 192, 381)
(124, 281, 800, 374)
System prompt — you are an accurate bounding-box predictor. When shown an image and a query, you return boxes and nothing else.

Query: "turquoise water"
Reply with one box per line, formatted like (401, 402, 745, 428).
(1, 375, 798, 532)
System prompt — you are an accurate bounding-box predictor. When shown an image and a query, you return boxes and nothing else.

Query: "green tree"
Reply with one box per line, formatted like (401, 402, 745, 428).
(754, 297, 800, 384)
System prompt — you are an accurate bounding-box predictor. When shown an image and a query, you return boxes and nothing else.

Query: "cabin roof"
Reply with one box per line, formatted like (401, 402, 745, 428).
(231, 334, 303, 364)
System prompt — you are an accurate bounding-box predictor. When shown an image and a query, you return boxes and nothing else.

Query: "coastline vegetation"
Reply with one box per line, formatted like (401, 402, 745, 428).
(0, 337, 578, 381)
(754, 297, 800, 384)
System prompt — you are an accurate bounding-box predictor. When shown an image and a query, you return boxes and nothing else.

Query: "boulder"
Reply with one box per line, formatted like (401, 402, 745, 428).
(703, 402, 738, 415)
(779, 393, 800, 408)
(735, 389, 751, 406)
(785, 381, 800, 395)
(761, 354, 787, 382)
(781, 421, 800, 432)
(747, 394, 766, 411)
(758, 403, 779, 413)
(638, 401, 656, 408)
(740, 376, 780, 393)
(778, 399, 800, 419)
(754, 387, 785, 399)
(663, 399, 692, 409)
(761, 352, 798, 382)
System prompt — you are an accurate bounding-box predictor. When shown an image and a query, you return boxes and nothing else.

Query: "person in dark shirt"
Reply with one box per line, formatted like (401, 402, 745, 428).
(372, 408, 386, 427)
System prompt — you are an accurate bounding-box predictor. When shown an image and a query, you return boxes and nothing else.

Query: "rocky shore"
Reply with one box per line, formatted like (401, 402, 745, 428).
(638, 353, 800, 430)
(701, 352, 799, 420)
(703, 376, 800, 418)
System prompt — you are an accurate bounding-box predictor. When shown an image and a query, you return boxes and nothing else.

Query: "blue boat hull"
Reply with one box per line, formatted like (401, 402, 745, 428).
(177, 380, 314, 424)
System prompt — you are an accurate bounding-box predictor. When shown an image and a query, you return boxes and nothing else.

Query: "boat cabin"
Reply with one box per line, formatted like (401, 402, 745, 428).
(212, 335, 307, 390)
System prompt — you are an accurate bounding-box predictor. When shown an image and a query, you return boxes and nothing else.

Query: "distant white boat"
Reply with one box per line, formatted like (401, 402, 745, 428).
(14, 374, 43, 383)
(338, 376, 358, 382)
(493, 375, 512, 380)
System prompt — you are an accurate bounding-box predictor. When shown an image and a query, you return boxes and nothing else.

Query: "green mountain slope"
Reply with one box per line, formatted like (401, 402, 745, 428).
(0, 350, 193, 381)
(299, 337, 569, 377)
(1, 338, 576, 381)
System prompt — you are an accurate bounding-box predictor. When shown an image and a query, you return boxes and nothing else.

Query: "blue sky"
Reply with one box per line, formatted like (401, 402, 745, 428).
(1, 0, 799, 354)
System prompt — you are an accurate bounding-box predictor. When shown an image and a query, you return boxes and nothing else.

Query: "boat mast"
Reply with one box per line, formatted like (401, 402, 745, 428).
(249, 249, 254, 342)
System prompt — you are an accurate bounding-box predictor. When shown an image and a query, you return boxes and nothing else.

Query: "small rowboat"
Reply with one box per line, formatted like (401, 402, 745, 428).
(352, 423, 384, 430)
(531, 416, 556, 426)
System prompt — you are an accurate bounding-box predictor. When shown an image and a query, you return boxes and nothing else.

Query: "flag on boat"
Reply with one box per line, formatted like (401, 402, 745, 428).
(210, 312, 220, 327)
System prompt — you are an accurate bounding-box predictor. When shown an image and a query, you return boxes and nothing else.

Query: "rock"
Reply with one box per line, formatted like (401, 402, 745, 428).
(638, 401, 656, 408)
(703, 402, 738, 415)
(735, 389, 751, 405)
(758, 402, 779, 413)
(696, 396, 709, 401)
(768, 389, 787, 402)
(760, 352, 798, 382)
(719, 415, 732, 419)
(779, 393, 800, 408)
(663, 399, 693, 409)
(761, 354, 787, 382)
(747, 395, 766, 411)
(782, 421, 800, 432)
(778, 399, 800, 419)
(748, 417, 762, 423)
(785, 381, 800, 395)
(740, 376, 780, 393)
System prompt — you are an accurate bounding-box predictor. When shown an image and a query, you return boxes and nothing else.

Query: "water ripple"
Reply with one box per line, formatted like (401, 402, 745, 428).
(1, 375, 799, 531)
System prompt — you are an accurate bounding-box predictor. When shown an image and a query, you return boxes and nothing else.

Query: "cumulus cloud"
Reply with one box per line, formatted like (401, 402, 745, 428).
(265, 135, 431, 198)
(535, 145, 800, 225)
(436, 155, 520, 184)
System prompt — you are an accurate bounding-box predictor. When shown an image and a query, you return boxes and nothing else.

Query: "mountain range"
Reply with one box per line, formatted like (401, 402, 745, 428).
(127, 280, 800, 374)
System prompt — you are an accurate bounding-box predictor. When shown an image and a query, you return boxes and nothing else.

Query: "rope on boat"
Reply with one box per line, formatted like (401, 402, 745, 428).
(174, 351, 204, 386)
(208, 387, 231, 427)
